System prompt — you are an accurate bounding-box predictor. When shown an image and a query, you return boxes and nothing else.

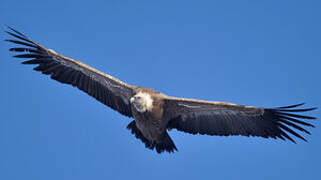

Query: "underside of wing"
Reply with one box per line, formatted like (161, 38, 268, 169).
(164, 97, 316, 143)
(6, 27, 134, 117)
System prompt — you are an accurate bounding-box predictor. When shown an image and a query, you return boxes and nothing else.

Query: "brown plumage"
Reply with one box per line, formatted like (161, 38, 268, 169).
(6, 27, 317, 153)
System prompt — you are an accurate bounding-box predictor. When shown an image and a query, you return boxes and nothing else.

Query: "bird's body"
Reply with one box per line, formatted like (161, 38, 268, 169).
(6, 27, 317, 153)
(131, 88, 166, 141)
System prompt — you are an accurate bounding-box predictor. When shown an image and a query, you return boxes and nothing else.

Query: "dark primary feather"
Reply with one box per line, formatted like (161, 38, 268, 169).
(165, 98, 316, 143)
(6, 27, 134, 117)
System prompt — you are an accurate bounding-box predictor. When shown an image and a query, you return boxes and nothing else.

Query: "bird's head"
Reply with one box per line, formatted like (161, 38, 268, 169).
(130, 92, 153, 113)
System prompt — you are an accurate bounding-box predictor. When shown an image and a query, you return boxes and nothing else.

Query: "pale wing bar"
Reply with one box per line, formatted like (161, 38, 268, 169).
(6, 27, 134, 117)
(165, 98, 316, 143)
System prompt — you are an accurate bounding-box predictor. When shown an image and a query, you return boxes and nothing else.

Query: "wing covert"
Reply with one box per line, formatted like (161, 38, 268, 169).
(6, 27, 134, 117)
(164, 97, 316, 143)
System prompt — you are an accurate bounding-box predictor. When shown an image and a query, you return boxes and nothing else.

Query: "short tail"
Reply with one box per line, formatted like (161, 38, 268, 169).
(127, 121, 178, 153)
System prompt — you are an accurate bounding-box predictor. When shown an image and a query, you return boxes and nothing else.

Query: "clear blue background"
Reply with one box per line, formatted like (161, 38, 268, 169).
(1, 0, 320, 179)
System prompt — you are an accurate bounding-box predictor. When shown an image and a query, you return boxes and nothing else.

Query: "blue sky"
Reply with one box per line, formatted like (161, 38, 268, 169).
(1, 0, 321, 179)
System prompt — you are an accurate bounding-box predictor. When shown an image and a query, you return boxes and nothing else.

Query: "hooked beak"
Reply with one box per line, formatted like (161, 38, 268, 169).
(130, 97, 135, 103)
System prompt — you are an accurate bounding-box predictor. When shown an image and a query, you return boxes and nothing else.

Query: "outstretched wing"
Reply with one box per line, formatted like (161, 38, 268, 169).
(6, 27, 134, 117)
(164, 97, 316, 143)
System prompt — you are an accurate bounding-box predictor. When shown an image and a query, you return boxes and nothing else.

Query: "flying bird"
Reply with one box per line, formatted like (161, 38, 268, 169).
(6, 27, 317, 153)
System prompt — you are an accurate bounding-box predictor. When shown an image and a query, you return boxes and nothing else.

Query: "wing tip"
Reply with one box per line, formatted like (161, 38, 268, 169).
(269, 103, 316, 143)
(5, 25, 28, 38)
(277, 103, 305, 109)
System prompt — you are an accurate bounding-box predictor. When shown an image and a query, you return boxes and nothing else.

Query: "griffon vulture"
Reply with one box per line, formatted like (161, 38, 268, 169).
(6, 27, 316, 153)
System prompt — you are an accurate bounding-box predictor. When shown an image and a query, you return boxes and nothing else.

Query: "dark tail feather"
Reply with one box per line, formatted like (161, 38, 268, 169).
(126, 121, 178, 153)
(155, 131, 178, 153)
